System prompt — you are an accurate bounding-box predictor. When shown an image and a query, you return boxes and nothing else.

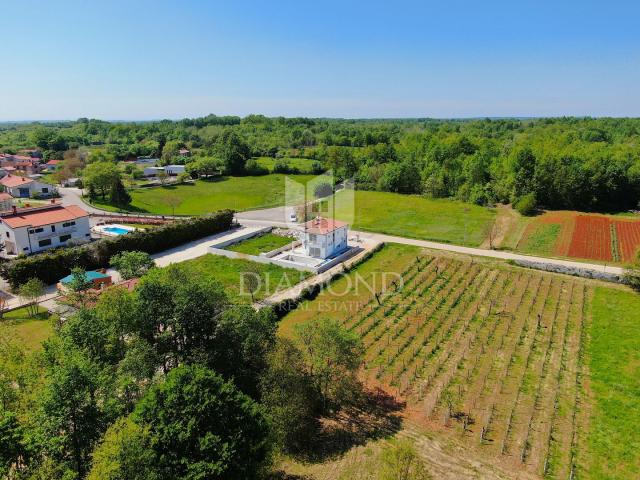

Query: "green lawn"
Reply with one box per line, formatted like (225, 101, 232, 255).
(255, 156, 319, 173)
(167, 254, 310, 302)
(518, 223, 560, 255)
(587, 287, 640, 479)
(227, 233, 293, 255)
(334, 190, 495, 246)
(0, 306, 54, 351)
(91, 174, 314, 215)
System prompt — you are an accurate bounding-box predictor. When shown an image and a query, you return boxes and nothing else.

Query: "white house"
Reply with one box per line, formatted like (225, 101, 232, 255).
(303, 217, 348, 259)
(0, 174, 55, 198)
(0, 204, 91, 255)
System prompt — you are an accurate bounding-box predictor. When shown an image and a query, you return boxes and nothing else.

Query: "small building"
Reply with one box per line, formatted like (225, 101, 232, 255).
(0, 204, 91, 255)
(178, 148, 191, 157)
(143, 166, 165, 177)
(43, 159, 62, 172)
(303, 217, 348, 259)
(0, 174, 55, 198)
(58, 269, 112, 291)
(165, 165, 185, 175)
(0, 193, 13, 212)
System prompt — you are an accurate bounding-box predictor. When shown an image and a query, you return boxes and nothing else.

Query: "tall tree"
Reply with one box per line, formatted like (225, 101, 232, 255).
(215, 130, 251, 175)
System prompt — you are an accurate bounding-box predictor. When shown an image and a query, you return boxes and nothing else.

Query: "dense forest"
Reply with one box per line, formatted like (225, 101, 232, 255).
(1, 115, 640, 212)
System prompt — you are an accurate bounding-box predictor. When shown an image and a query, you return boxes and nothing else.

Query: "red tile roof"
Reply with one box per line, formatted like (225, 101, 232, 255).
(0, 175, 33, 188)
(303, 217, 348, 235)
(0, 193, 12, 201)
(1, 205, 88, 229)
(46, 159, 62, 165)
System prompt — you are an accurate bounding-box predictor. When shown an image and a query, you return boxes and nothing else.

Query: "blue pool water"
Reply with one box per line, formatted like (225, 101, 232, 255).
(103, 226, 132, 235)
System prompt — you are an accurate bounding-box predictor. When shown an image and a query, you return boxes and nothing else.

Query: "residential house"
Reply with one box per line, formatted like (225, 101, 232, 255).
(0, 204, 91, 255)
(0, 193, 13, 212)
(43, 159, 62, 172)
(58, 269, 112, 292)
(303, 217, 348, 259)
(0, 174, 55, 198)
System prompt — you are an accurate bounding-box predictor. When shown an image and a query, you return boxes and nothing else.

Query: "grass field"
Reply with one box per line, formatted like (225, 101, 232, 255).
(0, 306, 54, 351)
(91, 174, 314, 215)
(334, 190, 495, 246)
(587, 287, 640, 480)
(518, 223, 561, 255)
(168, 253, 309, 302)
(255, 156, 318, 173)
(279, 243, 638, 479)
(226, 233, 293, 255)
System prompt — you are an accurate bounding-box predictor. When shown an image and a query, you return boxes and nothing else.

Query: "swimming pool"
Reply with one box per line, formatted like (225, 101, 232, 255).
(92, 224, 137, 237)
(103, 226, 132, 235)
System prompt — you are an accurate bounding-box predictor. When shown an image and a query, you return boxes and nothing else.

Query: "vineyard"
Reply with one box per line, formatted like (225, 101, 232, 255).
(282, 244, 593, 478)
(516, 211, 640, 263)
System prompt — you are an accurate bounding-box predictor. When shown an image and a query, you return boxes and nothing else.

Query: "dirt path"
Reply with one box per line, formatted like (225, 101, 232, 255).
(481, 204, 519, 249)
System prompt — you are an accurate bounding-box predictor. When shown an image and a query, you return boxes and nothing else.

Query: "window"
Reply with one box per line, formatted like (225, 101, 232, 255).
(38, 239, 52, 247)
(62, 221, 76, 228)
(309, 234, 317, 242)
(5, 232, 9, 238)
(51, 225, 56, 232)
(59, 234, 71, 242)
(32, 227, 44, 234)
(42, 187, 49, 193)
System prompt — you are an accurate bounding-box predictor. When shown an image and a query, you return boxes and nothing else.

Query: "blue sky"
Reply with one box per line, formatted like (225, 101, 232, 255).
(1, 0, 639, 120)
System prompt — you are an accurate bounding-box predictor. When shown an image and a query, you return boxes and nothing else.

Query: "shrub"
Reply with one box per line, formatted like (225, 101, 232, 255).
(515, 193, 537, 216)
(0, 211, 234, 289)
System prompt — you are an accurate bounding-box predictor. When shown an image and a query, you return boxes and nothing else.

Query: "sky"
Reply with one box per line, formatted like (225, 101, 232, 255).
(1, 0, 639, 120)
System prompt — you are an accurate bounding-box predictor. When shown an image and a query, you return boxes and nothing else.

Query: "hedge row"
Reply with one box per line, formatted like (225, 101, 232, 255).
(0, 210, 234, 289)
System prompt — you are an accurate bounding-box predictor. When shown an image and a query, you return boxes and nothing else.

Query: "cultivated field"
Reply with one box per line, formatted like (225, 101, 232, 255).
(280, 244, 639, 479)
(514, 211, 640, 263)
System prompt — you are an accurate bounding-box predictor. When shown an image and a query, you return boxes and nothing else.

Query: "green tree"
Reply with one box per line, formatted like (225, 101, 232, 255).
(87, 417, 156, 480)
(624, 250, 640, 292)
(83, 162, 121, 200)
(314, 181, 334, 199)
(380, 439, 431, 480)
(295, 318, 364, 411)
(134, 365, 272, 479)
(18, 278, 45, 318)
(260, 338, 319, 453)
(0, 407, 27, 476)
(37, 346, 102, 478)
(110, 251, 155, 280)
(109, 178, 131, 207)
(215, 130, 251, 175)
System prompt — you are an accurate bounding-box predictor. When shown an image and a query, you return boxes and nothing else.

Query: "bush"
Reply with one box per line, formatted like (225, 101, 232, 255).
(515, 193, 537, 216)
(0, 211, 234, 289)
(314, 182, 333, 199)
(244, 159, 269, 176)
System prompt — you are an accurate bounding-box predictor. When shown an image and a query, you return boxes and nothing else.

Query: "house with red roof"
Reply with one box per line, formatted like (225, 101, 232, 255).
(43, 159, 62, 172)
(303, 217, 348, 259)
(0, 174, 55, 198)
(0, 204, 91, 255)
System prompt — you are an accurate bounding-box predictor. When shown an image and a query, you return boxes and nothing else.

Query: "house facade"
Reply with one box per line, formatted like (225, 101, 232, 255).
(0, 204, 91, 255)
(0, 193, 13, 212)
(303, 217, 348, 259)
(0, 174, 55, 198)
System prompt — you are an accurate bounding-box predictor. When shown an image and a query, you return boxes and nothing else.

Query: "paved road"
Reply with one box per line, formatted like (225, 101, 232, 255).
(237, 216, 624, 276)
(57, 188, 625, 277)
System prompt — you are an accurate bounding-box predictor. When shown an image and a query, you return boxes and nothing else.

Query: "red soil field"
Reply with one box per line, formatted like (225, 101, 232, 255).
(567, 215, 612, 261)
(616, 220, 640, 262)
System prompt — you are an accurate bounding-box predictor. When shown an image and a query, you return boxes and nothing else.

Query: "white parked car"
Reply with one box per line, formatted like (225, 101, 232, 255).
(289, 213, 297, 223)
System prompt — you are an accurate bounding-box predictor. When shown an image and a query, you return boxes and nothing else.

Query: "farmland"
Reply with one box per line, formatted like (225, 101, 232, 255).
(280, 243, 638, 479)
(514, 211, 640, 263)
